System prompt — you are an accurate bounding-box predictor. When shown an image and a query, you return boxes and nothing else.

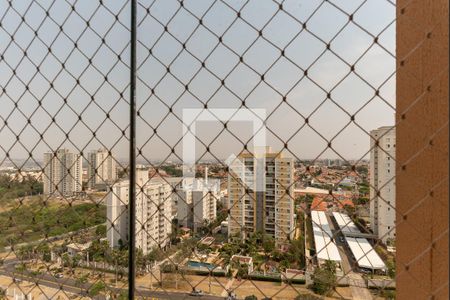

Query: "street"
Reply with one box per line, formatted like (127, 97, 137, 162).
(0, 260, 225, 300)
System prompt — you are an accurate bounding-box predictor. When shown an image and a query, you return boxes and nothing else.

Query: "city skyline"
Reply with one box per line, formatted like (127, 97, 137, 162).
(1, 0, 395, 162)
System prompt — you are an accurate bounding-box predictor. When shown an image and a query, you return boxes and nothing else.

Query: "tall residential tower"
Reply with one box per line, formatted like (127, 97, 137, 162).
(107, 168, 173, 254)
(87, 148, 117, 190)
(43, 149, 82, 196)
(370, 126, 396, 244)
(228, 149, 294, 244)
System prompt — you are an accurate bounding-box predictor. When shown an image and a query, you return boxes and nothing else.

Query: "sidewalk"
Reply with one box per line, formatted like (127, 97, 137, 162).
(220, 270, 237, 297)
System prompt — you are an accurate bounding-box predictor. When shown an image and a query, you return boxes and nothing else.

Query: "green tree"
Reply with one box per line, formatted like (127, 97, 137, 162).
(386, 259, 396, 279)
(117, 291, 128, 300)
(310, 260, 337, 296)
(17, 245, 34, 261)
(62, 253, 81, 274)
(88, 240, 109, 262)
(244, 295, 258, 300)
(88, 281, 106, 297)
(36, 244, 52, 262)
(381, 289, 396, 299)
(75, 274, 88, 287)
(95, 224, 107, 237)
(262, 235, 275, 255)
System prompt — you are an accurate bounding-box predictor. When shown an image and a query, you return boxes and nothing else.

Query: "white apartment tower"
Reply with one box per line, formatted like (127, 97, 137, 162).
(228, 149, 295, 244)
(107, 168, 173, 254)
(43, 149, 82, 196)
(370, 126, 396, 244)
(87, 149, 117, 190)
(176, 177, 219, 232)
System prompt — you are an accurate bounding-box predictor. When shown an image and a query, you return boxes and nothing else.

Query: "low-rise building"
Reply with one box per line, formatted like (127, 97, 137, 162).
(66, 242, 91, 257)
(230, 255, 254, 274)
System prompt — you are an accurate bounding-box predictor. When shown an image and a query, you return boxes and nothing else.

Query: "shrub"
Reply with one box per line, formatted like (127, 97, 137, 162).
(89, 282, 106, 297)
(309, 261, 337, 296)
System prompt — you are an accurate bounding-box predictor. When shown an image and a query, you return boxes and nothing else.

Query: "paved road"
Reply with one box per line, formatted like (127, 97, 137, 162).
(220, 270, 237, 297)
(326, 213, 373, 300)
(0, 262, 225, 300)
(348, 272, 373, 300)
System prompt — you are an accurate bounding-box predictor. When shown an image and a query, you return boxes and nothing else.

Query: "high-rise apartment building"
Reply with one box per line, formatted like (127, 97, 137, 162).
(43, 149, 82, 196)
(107, 168, 173, 254)
(176, 177, 219, 232)
(370, 126, 396, 244)
(228, 149, 294, 244)
(87, 148, 117, 190)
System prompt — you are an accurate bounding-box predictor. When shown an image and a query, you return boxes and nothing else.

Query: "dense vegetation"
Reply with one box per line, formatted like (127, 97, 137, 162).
(219, 231, 306, 273)
(358, 182, 370, 196)
(160, 165, 183, 177)
(0, 174, 43, 203)
(0, 202, 106, 248)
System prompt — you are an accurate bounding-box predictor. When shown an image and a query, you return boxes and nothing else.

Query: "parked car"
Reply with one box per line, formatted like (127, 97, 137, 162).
(189, 289, 204, 297)
(225, 290, 237, 300)
(339, 236, 345, 243)
(54, 273, 64, 279)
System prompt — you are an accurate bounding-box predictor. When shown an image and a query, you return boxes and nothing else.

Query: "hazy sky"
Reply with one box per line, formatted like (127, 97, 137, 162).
(0, 0, 396, 165)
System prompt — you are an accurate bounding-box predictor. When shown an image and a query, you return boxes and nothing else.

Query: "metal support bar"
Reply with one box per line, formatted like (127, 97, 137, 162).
(128, 0, 137, 298)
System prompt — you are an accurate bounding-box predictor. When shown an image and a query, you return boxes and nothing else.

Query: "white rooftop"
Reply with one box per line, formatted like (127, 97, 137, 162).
(332, 212, 386, 270)
(296, 187, 329, 194)
(311, 210, 341, 263)
(332, 212, 360, 233)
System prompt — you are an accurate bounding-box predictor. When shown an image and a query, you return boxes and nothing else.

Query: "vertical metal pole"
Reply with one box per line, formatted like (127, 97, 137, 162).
(129, 0, 137, 298)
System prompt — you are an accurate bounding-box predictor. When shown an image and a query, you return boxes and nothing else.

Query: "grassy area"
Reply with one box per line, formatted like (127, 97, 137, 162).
(0, 201, 106, 248)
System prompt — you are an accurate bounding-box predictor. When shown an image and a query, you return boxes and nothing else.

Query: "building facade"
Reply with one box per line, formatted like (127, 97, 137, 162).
(369, 126, 396, 244)
(176, 178, 219, 232)
(87, 148, 117, 190)
(228, 150, 294, 244)
(43, 149, 82, 196)
(107, 168, 173, 254)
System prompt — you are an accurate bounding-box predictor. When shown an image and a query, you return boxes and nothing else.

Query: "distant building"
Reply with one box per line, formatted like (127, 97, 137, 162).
(43, 149, 82, 196)
(230, 255, 254, 273)
(176, 176, 219, 232)
(369, 126, 396, 243)
(164, 177, 192, 218)
(66, 242, 91, 257)
(87, 149, 117, 190)
(107, 167, 173, 254)
(228, 149, 294, 244)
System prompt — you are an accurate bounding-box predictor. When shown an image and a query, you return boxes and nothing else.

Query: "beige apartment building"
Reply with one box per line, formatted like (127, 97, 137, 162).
(228, 150, 294, 244)
(107, 168, 173, 254)
(87, 148, 117, 190)
(43, 149, 82, 196)
(370, 126, 396, 244)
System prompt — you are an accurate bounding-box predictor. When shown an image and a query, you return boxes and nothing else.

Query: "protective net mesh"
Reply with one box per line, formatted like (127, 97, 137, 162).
(0, 0, 446, 299)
